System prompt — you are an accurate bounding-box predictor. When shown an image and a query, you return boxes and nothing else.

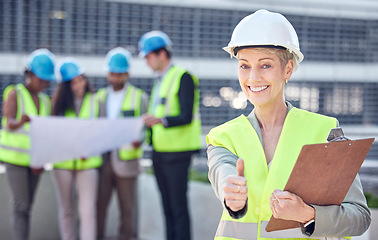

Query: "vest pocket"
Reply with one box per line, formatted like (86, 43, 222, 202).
(122, 110, 135, 117)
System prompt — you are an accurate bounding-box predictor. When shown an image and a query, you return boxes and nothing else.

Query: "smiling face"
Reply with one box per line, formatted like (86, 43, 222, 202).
(237, 47, 293, 108)
(27, 73, 50, 93)
(107, 72, 129, 91)
(70, 75, 87, 99)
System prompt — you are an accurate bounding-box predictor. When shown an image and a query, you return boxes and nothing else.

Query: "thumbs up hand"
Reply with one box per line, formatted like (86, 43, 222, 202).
(223, 158, 248, 212)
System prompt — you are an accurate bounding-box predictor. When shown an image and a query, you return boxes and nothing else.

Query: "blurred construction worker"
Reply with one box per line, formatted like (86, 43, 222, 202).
(138, 31, 202, 240)
(51, 58, 101, 240)
(0, 48, 56, 240)
(96, 47, 148, 240)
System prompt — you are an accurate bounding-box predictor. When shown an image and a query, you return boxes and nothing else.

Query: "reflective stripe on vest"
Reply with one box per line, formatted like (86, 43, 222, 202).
(208, 107, 341, 240)
(215, 220, 258, 240)
(97, 85, 144, 160)
(0, 84, 50, 166)
(216, 220, 351, 239)
(53, 93, 102, 170)
(148, 65, 201, 152)
(214, 220, 304, 239)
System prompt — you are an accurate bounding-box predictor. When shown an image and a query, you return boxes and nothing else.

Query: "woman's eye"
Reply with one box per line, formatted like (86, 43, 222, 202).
(240, 64, 249, 69)
(262, 64, 271, 69)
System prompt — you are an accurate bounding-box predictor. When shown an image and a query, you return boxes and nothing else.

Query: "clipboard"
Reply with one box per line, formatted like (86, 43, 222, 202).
(265, 137, 375, 232)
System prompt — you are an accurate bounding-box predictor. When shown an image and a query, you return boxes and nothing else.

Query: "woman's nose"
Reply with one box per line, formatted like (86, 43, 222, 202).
(248, 68, 260, 82)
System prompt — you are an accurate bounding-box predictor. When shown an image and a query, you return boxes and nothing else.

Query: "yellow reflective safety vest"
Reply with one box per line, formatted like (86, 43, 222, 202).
(148, 65, 201, 152)
(207, 107, 350, 240)
(0, 84, 50, 166)
(53, 93, 102, 170)
(97, 84, 145, 160)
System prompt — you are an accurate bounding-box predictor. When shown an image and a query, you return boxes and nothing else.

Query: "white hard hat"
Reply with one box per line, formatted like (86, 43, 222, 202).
(223, 9, 304, 71)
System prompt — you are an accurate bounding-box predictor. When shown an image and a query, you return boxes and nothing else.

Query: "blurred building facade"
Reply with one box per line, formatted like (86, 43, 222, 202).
(1, 0, 378, 157)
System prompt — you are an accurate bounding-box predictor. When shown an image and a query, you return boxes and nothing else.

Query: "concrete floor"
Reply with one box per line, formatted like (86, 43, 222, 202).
(0, 170, 222, 240)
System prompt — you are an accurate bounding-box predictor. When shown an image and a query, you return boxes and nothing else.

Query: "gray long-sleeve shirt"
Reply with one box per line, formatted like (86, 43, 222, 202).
(207, 103, 371, 237)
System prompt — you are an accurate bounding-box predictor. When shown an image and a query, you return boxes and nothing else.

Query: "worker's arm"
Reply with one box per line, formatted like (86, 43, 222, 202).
(207, 144, 248, 218)
(3, 89, 30, 130)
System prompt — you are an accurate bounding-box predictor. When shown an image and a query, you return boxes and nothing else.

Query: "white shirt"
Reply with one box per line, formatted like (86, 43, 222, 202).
(106, 84, 128, 119)
(104, 84, 140, 177)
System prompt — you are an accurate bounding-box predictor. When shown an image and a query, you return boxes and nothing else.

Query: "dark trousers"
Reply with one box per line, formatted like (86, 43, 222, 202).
(5, 163, 41, 240)
(97, 160, 137, 240)
(152, 151, 192, 240)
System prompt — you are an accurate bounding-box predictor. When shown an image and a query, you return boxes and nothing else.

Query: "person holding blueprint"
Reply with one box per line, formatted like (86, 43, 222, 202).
(51, 58, 101, 240)
(96, 47, 149, 240)
(0, 48, 56, 240)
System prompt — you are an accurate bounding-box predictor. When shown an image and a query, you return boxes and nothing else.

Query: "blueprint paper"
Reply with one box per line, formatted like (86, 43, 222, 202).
(30, 116, 144, 167)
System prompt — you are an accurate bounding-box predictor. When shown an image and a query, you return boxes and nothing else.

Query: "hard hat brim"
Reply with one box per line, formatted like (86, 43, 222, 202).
(138, 51, 147, 58)
(39, 73, 56, 81)
(222, 44, 304, 70)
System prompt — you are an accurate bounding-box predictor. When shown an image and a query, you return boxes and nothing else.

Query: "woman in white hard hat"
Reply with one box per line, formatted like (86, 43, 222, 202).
(51, 58, 101, 240)
(207, 9, 370, 239)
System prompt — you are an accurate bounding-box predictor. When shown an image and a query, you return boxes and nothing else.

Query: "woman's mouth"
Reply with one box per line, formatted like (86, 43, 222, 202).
(249, 85, 268, 92)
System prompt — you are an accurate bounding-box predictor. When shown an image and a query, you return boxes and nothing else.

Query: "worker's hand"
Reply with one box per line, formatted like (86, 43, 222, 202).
(224, 158, 248, 212)
(132, 141, 142, 149)
(20, 114, 31, 124)
(270, 189, 315, 224)
(8, 114, 31, 130)
(143, 114, 163, 127)
(31, 167, 43, 176)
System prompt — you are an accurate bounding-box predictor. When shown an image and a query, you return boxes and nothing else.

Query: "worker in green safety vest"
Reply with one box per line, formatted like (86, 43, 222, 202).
(206, 10, 370, 240)
(96, 47, 149, 240)
(51, 58, 101, 240)
(0, 48, 56, 240)
(139, 31, 202, 240)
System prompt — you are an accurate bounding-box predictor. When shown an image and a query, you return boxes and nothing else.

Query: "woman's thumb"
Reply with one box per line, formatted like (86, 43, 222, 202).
(236, 158, 244, 177)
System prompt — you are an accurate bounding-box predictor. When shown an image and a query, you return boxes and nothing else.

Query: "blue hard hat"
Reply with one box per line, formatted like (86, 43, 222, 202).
(138, 31, 172, 58)
(56, 58, 84, 82)
(105, 47, 132, 73)
(26, 48, 56, 81)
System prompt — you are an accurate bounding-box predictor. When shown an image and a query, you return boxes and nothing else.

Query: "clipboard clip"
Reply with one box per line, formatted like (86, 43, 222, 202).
(327, 127, 351, 142)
